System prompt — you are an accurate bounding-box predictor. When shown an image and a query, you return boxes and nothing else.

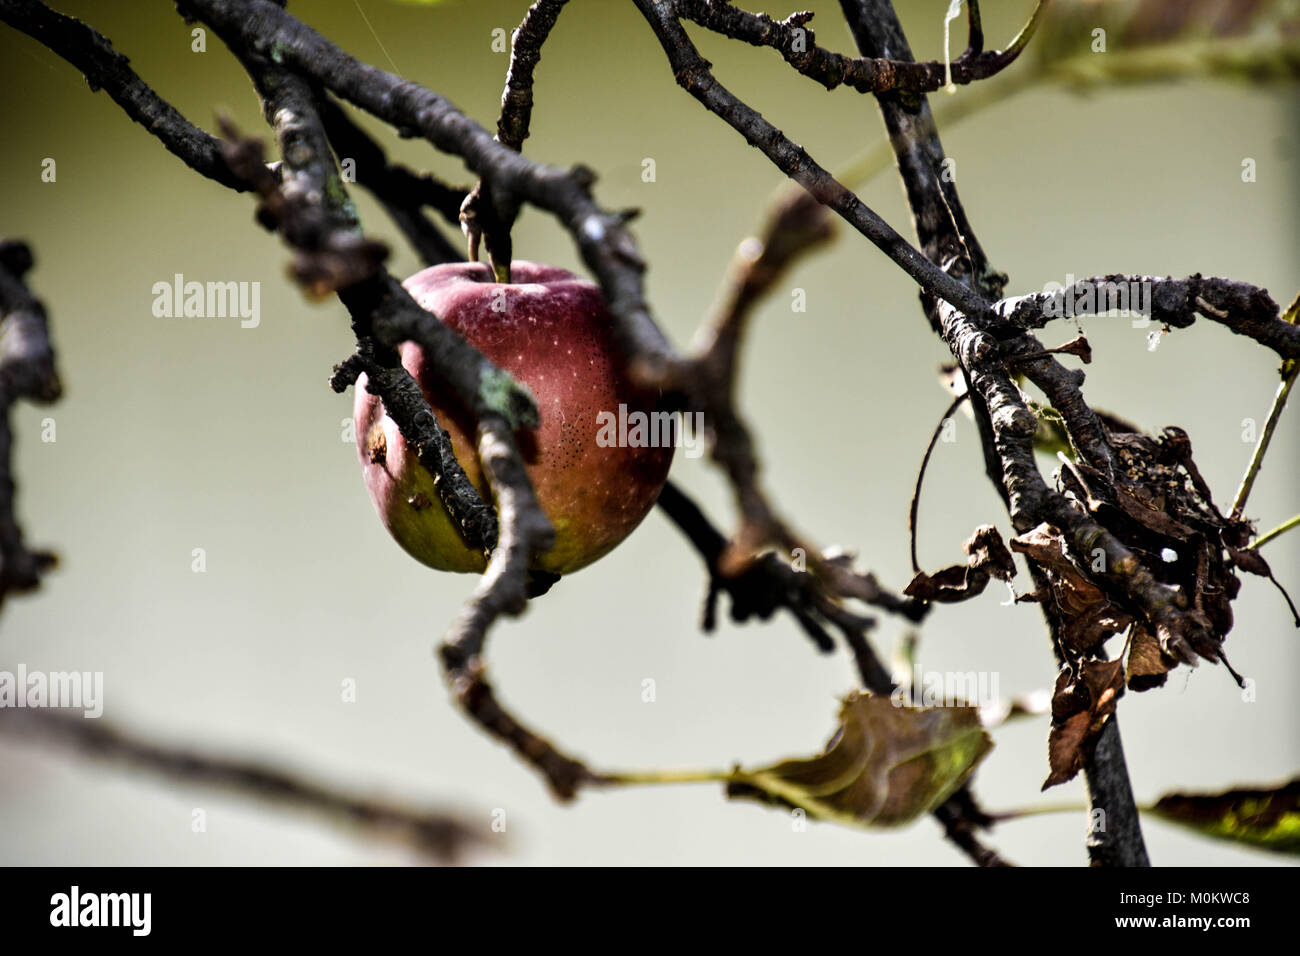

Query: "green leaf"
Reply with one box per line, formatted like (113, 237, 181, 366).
(725, 692, 993, 828)
(1147, 778, 1300, 856)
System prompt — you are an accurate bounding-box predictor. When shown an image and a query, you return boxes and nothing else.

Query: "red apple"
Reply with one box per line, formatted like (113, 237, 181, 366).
(354, 260, 675, 577)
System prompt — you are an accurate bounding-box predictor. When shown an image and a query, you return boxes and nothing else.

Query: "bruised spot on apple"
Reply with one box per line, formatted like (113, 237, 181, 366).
(354, 260, 674, 577)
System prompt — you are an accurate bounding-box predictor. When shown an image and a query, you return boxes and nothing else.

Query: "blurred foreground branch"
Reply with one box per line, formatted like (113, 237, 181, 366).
(0, 709, 487, 862)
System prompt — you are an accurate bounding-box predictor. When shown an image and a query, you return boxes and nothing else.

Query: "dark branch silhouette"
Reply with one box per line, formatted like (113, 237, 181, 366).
(0, 239, 61, 604)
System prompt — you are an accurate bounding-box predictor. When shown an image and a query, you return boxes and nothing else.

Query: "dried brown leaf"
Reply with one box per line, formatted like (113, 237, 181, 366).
(1125, 624, 1176, 691)
(905, 525, 1015, 603)
(1044, 658, 1126, 789)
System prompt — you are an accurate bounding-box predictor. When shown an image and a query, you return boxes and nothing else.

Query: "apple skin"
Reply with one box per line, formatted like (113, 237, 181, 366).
(354, 260, 674, 576)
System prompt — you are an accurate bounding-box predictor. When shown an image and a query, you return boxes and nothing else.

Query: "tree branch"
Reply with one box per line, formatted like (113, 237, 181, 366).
(0, 709, 486, 862)
(1082, 720, 1151, 866)
(0, 239, 61, 604)
(6, 0, 1264, 868)
(675, 0, 1046, 95)
(632, 0, 992, 322)
(318, 96, 465, 267)
(0, 0, 248, 190)
(461, 0, 572, 279)
(496, 0, 570, 153)
(215, 50, 586, 798)
(179, 0, 677, 374)
(994, 274, 1300, 362)
(839, 0, 1150, 865)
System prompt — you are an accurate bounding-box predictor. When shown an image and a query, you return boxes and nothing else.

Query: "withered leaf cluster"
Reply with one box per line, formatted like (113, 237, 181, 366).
(1026, 424, 1280, 786)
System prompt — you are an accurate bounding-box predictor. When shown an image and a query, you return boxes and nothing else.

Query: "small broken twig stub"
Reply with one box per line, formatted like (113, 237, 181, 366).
(0, 239, 62, 603)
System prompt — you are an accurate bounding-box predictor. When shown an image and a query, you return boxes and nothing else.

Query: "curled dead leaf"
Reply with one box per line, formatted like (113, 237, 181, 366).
(725, 692, 993, 828)
(1125, 623, 1176, 691)
(1043, 658, 1125, 789)
(905, 525, 1016, 603)
(1011, 523, 1131, 652)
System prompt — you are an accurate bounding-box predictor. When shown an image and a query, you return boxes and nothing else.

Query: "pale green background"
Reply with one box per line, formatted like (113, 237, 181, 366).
(0, 0, 1295, 865)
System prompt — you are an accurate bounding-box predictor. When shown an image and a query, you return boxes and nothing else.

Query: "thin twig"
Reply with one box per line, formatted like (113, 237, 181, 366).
(1250, 514, 1300, 551)
(632, 0, 994, 321)
(496, 0, 570, 152)
(0, 0, 248, 190)
(910, 392, 967, 575)
(673, 0, 1046, 95)
(1232, 366, 1299, 518)
(0, 709, 486, 862)
(1231, 290, 1300, 516)
(462, 0, 572, 279)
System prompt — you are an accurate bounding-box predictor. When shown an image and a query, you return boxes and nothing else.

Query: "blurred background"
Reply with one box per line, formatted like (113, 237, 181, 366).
(0, 0, 1295, 865)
